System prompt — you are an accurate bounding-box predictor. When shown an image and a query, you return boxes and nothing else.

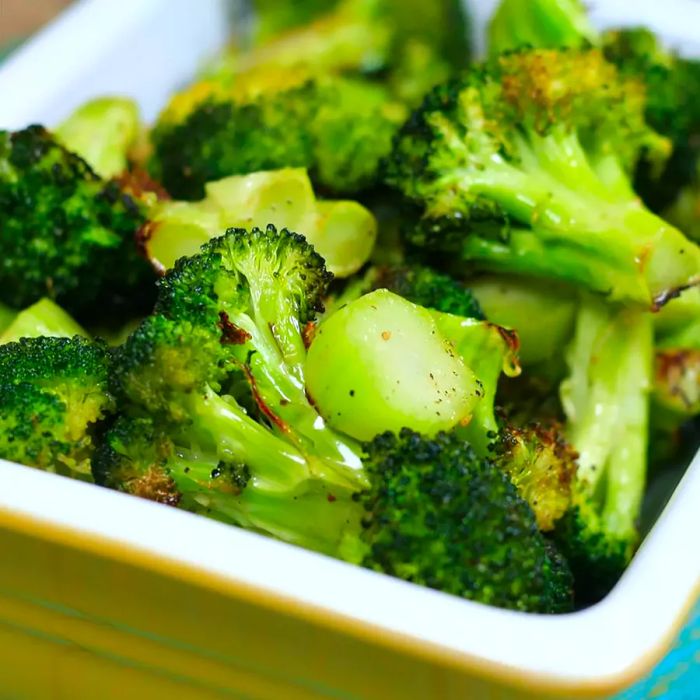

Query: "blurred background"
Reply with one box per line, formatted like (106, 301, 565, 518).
(0, 0, 71, 56)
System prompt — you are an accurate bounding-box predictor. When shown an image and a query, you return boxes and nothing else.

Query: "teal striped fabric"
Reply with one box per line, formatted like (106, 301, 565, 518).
(614, 601, 700, 699)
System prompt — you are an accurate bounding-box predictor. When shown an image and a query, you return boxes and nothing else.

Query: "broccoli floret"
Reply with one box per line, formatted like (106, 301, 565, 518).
(209, 0, 469, 101)
(556, 297, 653, 601)
(488, 0, 598, 55)
(370, 264, 485, 319)
(150, 73, 403, 200)
(56, 97, 140, 179)
(0, 126, 155, 318)
(385, 49, 700, 308)
(491, 420, 577, 532)
(359, 429, 573, 612)
(0, 336, 114, 479)
(0, 298, 87, 344)
(104, 225, 367, 548)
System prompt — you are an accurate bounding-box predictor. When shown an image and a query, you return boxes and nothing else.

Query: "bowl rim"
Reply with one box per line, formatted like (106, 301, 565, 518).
(0, 449, 697, 697)
(0, 0, 698, 694)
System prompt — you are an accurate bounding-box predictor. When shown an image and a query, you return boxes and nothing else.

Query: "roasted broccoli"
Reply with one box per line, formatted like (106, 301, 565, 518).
(0, 336, 114, 479)
(556, 297, 654, 601)
(150, 72, 404, 200)
(386, 48, 700, 308)
(358, 429, 573, 612)
(491, 418, 576, 532)
(0, 125, 155, 318)
(101, 225, 367, 552)
(144, 168, 377, 277)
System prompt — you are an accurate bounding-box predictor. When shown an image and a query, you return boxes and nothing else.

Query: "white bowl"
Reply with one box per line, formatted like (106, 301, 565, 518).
(0, 2, 697, 697)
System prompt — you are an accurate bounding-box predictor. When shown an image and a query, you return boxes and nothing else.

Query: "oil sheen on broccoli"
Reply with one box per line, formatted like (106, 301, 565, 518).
(385, 48, 700, 308)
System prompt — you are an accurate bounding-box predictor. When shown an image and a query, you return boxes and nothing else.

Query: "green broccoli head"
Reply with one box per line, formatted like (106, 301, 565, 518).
(0, 336, 114, 479)
(110, 224, 367, 551)
(0, 126, 155, 318)
(359, 429, 574, 613)
(150, 74, 402, 200)
(386, 48, 700, 308)
(370, 264, 485, 319)
(116, 225, 333, 419)
(602, 28, 700, 211)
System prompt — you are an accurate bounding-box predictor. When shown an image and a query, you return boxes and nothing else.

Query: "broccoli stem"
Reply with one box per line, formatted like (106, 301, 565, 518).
(488, 0, 598, 55)
(187, 386, 310, 492)
(431, 311, 521, 454)
(441, 125, 700, 304)
(561, 297, 653, 542)
(164, 448, 365, 556)
(461, 229, 647, 301)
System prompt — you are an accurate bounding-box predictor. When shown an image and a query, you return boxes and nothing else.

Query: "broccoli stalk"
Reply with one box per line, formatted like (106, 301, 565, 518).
(305, 289, 483, 441)
(557, 296, 654, 600)
(0, 298, 88, 344)
(488, 0, 598, 55)
(56, 97, 140, 179)
(386, 49, 700, 308)
(145, 168, 377, 277)
(100, 226, 368, 554)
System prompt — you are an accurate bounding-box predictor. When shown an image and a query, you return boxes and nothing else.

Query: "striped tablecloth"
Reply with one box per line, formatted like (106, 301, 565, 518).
(614, 602, 699, 699)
